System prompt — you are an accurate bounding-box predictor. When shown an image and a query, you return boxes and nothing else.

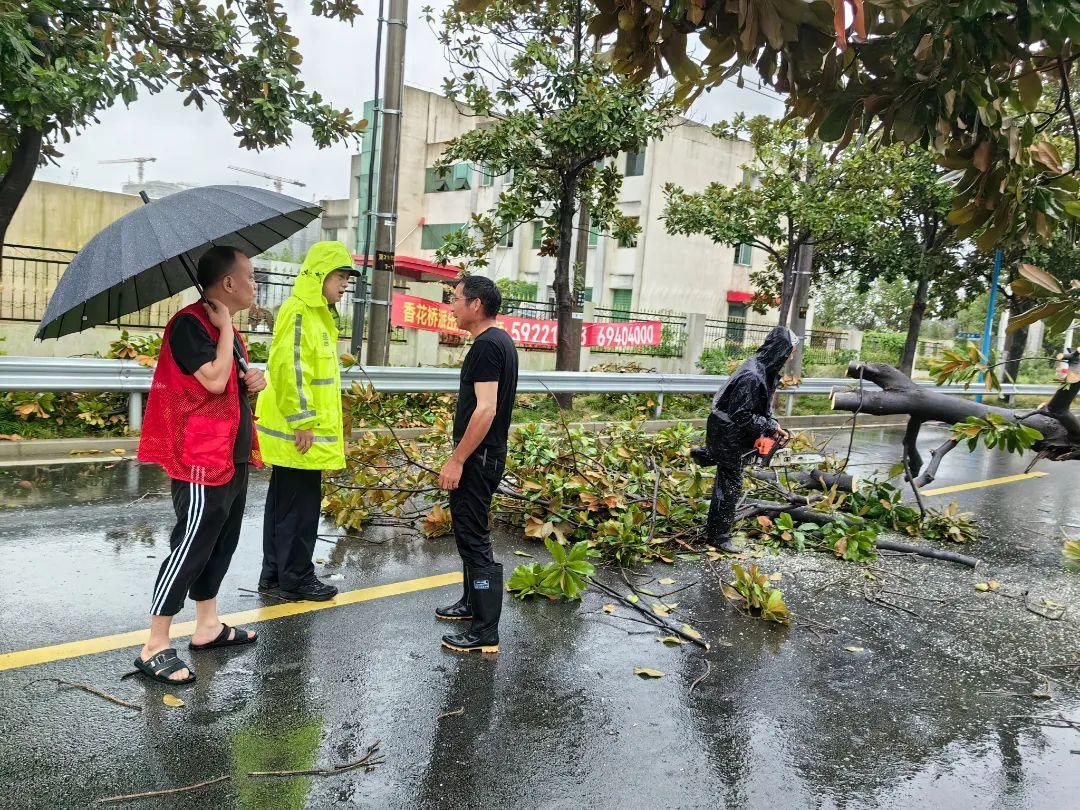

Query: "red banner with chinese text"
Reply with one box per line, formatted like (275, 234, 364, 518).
(391, 294, 559, 347)
(582, 320, 663, 348)
(390, 294, 663, 349)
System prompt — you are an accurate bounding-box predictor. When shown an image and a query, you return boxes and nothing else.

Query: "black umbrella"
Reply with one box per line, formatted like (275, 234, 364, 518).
(35, 185, 322, 350)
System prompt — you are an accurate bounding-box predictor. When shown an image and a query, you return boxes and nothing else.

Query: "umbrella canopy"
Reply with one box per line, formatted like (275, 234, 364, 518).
(36, 185, 322, 340)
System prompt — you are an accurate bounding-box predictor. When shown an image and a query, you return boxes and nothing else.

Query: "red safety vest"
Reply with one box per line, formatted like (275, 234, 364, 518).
(137, 302, 261, 484)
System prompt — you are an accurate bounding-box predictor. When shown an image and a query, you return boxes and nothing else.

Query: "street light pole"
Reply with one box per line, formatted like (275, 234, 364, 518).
(364, 0, 408, 367)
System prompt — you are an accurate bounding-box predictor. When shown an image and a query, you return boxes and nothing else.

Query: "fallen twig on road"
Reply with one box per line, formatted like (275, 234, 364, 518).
(438, 707, 465, 719)
(97, 775, 230, 804)
(29, 678, 141, 712)
(249, 741, 384, 778)
(587, 577, 709, 649)
(688, 660, 712, 695)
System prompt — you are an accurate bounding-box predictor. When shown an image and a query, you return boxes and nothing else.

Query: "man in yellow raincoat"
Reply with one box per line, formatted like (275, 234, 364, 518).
(256, 241, 354, 601)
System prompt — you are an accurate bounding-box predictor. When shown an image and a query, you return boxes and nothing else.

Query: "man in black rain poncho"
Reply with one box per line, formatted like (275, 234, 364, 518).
(697, 326, 798, 553)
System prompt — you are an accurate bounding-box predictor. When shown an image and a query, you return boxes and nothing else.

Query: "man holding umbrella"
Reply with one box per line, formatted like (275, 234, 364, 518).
(135, 246, 266, 684)
(33, 185, 324, 684)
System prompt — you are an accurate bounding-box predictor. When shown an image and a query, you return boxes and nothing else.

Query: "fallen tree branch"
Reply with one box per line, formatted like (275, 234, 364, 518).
(738, 499, 980, 566)
(249, 741, 384, 778)
(587, 577, 709, 648)
(30, 678, 142, 712)
(689, 660, 712, 694)
(875, 539, 979, 567)
(97, 776, 230, 804)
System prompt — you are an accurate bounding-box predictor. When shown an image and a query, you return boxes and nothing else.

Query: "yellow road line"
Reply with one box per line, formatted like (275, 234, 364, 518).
(0, 571, 461, 673)
(921, 471, 1048, 497)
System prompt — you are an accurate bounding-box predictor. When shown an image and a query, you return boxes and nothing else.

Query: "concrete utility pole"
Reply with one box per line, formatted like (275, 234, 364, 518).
(786, 238, 814, 376)
(365, 0, 408, 366)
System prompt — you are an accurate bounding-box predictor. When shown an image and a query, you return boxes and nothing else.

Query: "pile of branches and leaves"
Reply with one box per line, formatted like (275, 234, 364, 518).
(322, 388, 989, 626)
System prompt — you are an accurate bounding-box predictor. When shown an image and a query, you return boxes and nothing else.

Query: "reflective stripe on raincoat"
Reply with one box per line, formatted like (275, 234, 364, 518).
(255, 241, 351, 470)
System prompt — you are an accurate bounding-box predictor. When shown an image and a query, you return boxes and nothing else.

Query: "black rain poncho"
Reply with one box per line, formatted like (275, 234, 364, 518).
(702, 326, 797, 545)
(705, 326, 797, 461)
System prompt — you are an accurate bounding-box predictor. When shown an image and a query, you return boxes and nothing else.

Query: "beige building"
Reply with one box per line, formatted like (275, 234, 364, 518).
(330, 85, 772, 324)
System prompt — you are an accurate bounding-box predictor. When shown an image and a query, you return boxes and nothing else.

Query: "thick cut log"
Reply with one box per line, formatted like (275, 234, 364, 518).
(830, 362, 1080, 472)
(750, 469, 855, 493)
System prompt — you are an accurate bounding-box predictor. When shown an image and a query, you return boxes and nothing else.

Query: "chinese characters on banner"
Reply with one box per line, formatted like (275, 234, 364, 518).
(390, 293, 662, 349)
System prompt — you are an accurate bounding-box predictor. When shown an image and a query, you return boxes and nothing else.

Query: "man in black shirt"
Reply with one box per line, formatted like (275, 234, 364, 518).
(437, 275, 518, 654)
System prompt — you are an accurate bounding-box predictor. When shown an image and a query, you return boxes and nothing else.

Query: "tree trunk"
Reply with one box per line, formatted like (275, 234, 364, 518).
(553, 173, 580, 408)
(899, 275, 930, 377)
(0, 127, 43, 268)
(830, 361, 1080, 485)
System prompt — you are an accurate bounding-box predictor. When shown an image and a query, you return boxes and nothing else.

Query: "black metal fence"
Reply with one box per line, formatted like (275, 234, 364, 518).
(591, 306, 688, 358)
(0, 243, 406, 343)
(703, 318, 775, 359)
(502, 298, 556, 320)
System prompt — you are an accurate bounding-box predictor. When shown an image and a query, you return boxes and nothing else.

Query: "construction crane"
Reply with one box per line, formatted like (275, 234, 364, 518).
(98, 156, 157, 183)
(228, 165, 306, 194)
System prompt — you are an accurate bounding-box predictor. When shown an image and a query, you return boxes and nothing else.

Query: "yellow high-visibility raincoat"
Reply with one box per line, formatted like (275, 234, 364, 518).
(255, 241, 352, 470)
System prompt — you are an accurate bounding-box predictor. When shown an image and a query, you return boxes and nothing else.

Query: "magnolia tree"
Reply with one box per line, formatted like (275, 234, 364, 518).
(426, 0, 678, 381)
(0, 1, 367, 259)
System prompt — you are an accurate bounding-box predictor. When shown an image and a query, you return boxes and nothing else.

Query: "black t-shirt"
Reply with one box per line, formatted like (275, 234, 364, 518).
(169, 313, 253, 463)
(453, 326, 519, 452)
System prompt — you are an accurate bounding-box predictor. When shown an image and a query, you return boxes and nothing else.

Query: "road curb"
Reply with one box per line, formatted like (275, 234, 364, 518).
(0, 414, 907, 463)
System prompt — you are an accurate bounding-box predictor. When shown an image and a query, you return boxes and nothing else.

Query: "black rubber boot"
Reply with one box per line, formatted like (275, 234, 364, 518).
(435, 568, 473, 621)
(715, 535, 741, 554)
(442, 564, 502, 654)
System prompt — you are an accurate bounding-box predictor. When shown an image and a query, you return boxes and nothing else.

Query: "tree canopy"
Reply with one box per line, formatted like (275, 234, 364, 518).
(0, 1, 367, 247)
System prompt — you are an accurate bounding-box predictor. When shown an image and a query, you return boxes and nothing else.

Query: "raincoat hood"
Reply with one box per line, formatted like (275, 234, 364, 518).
(292, 241, 354, 306)
(755, 326, 798, 380)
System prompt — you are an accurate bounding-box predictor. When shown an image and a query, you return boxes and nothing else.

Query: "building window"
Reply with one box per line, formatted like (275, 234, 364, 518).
(583, 286, 593, 302)
(741, 168, 761, 187)
(618, 217, 639, 249)
(625, 149, 646, 177)
(421, 223, 466, 250)
(587, 218, 599, 247)
(734, 242, 753, 265)
(479, 164, 494, 187)
(532, 221, 545, 250)
(498, 228, 515, 248)
(726, 303, 748, 344)
(611, 288, 633, 320)
(424, 163, 472, 193)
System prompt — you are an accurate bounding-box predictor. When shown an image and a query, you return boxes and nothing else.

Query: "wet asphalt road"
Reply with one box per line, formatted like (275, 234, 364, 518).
(0, 426, 1078, 809)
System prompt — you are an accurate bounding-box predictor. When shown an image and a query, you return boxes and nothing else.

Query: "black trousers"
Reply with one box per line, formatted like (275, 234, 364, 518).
(705, 460, 745, 544)
(152, 464, 248, 617)
(449, 446, 506, 570)
(261, 466, 323, 590)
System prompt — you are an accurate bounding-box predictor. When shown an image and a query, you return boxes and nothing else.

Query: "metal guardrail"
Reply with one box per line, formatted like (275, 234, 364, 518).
(0, 356, 1061, 398)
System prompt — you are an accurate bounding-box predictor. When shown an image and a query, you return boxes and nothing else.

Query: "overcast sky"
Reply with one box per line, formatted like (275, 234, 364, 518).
(36, 1, 785, 201)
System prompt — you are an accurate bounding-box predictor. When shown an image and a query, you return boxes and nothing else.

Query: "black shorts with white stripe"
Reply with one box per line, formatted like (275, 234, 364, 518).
(151, 465, 249, 617)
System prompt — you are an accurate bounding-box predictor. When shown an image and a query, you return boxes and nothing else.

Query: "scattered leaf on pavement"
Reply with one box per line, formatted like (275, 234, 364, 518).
(162, 694, 185, 708)
(658, 578, 676, 586)
(602, 604, 616, 614)
(634, 667, 665, 679)
(844, 646, 865, 653)
(657, 636, 684, 646)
